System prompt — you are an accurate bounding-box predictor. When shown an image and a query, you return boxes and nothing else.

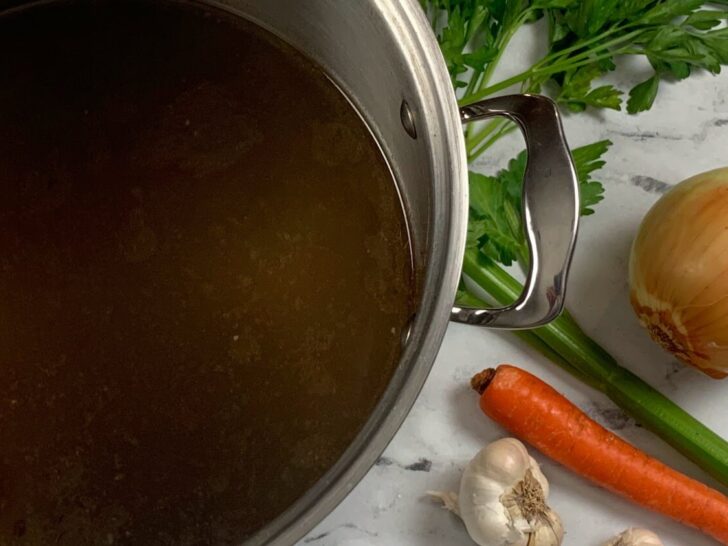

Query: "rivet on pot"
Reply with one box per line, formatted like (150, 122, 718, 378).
(400, 100, 417, 139)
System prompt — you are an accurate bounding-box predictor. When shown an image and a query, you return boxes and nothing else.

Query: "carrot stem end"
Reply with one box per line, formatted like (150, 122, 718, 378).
(471, 368, 496, 395)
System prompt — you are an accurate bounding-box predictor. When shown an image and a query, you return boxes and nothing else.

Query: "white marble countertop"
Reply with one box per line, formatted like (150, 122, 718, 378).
(299, 23, 728, 546)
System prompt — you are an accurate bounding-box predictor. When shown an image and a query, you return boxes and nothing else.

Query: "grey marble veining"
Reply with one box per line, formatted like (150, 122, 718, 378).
(299, 23, 728, 546)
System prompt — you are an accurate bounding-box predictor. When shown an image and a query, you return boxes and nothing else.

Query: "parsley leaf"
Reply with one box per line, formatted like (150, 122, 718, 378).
(684, 10, 728, 30)
(563, 0, 622, 38)
(559, 63, 622, 111)
(627, 74, 660, 113)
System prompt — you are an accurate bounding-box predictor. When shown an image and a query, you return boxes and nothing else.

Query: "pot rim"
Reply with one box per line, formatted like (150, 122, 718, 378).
(243, 0, 468, 544)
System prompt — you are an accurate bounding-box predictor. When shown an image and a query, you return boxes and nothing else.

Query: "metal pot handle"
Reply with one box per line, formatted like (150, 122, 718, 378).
(450, 94, 579, 329)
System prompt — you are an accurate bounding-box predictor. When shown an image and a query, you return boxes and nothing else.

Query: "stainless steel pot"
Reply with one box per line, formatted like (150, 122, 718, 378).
(2, 0, 578, 542)
(211, 1, 580, 544)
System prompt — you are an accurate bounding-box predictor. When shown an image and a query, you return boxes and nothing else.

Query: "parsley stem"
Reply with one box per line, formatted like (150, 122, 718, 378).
(467, 122, 517, 163)
(464, 9, 533, 139)
(536, 49, 634, 79)
(537, 28, 647, 72)
(460, 27, 646, 106)
(463, 46, 638, 105)
(465, 119, 504, 155)
(464, 72, 485, 140)
(478, 10, 533, 91)
(464, 70, 484, 101)
(462, 247, 728, 486)
(460, 72, 531, 105)
(533, 26, 641, 70)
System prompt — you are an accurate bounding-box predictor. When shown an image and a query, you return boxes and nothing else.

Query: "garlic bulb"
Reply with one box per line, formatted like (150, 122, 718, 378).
(603, 528, 664, 546)
(629, 167, 728, 378)
(429, 437, 563, 546)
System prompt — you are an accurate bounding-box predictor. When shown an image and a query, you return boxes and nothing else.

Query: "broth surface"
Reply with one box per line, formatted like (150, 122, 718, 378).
(0, 1, 414, 543)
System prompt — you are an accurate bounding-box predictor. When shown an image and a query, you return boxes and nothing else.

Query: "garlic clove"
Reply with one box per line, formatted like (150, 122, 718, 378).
(430, 438, 563, 546)
(603, 528, 664, 546)
(460, 473, 520, 546)
(528, 508, 563, 546)
(471, 437, 534, 488)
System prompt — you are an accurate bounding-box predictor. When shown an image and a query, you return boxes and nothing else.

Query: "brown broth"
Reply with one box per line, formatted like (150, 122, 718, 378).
(0, 1, 414, 544)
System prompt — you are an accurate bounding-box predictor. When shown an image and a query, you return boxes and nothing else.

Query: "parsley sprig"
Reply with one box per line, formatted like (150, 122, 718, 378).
(427, 0, 728, 110)
(424, 0, 728, 160)
(422, 0, 728, 485)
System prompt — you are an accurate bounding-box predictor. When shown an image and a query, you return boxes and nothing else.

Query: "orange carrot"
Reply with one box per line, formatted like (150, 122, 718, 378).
(472, 364, 728, 544)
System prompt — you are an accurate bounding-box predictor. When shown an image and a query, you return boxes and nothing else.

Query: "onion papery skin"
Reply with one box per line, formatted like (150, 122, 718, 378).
(629, 167, 728, 379)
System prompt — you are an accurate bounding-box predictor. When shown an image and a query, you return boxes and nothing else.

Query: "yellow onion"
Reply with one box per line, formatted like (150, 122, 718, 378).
(629, 167, 728, 379)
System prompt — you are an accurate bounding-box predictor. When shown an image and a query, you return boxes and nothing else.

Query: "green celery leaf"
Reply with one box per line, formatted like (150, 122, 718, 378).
(468, 171, 524, 266)
(469, 172, 503, 217)
(499, 151, 528, 202)
(467, 217, 488, 249)
(480, 224, 524, 264)
(455, 280, 485, 307)
(580, 181, 606, 215)
(455, 281, 468, 304)
(571, 139, 611, 178)
(571, 139, 611, 214)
